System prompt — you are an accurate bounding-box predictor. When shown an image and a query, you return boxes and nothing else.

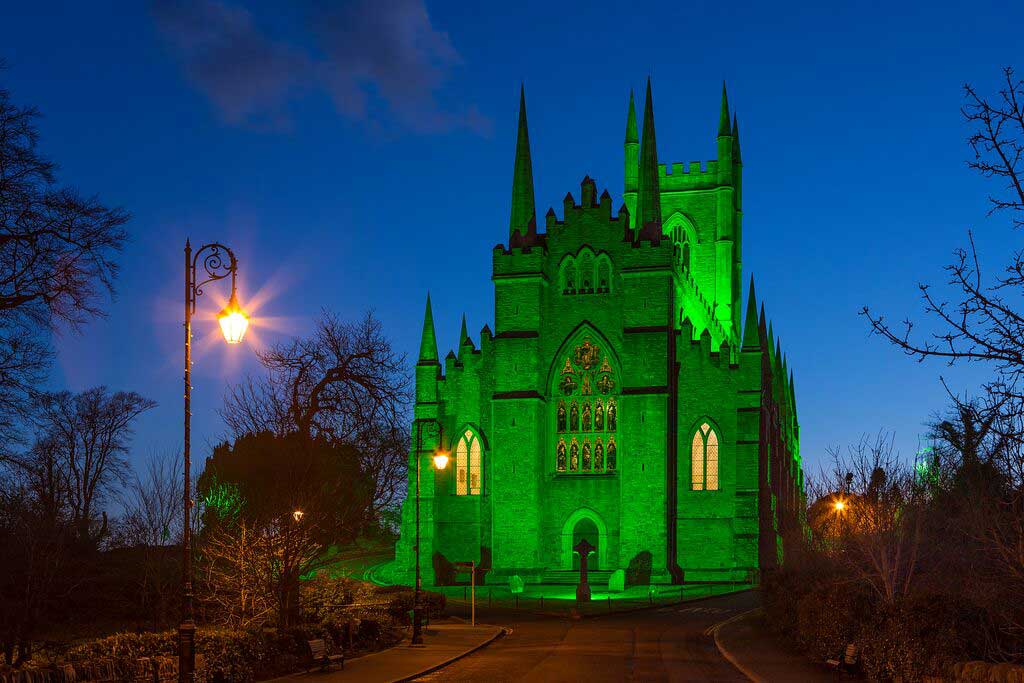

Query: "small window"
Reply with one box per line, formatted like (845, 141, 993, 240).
(691, 422, 719, 491)
(455, 429, 483, 496)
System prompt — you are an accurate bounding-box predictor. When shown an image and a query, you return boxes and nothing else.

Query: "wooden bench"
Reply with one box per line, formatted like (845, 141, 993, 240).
(305, 639, 344, 673)
(826, 643, 858, 671)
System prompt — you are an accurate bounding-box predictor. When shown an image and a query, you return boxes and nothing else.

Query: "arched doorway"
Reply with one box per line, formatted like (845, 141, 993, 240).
(572, 517, 599, 570)
(560, 507, 608, 570)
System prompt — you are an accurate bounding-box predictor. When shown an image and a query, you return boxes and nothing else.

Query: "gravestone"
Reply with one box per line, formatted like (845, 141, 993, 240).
(608, 569, 625, 593)
(574, 537, 595, 602)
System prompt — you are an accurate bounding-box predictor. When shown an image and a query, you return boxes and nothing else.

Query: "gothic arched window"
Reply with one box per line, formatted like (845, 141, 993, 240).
(578, 252, 594, 293)
(562, 260, 577, 294)
(553, 337, 618, 475)
(597, 258, 611, 293)
(455, 429, 483, 496)
(691, 423, 719, 491)
(682, 242, 691, 271)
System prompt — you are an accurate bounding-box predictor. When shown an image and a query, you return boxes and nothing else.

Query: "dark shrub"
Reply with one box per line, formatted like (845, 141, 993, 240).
(795, 583, 872, 661)
(385, 589, 446, 623)
(858, 593, 974, 683)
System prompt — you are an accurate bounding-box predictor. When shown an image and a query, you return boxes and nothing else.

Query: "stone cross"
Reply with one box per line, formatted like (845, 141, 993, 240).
(574, 537, 595, 602)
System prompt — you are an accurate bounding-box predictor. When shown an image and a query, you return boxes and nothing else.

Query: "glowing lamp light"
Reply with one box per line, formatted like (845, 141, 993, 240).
(218, 294, 250, 344)
(834, 500, 846, 512)
(293, 510, 304, 522)
(433, 451, 450, 470)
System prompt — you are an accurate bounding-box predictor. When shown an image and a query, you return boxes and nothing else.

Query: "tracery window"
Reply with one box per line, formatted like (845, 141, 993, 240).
(455, 429, 482, 496)
(555, 337, 618, 474)
(560, 252, 613, 296)
(691, 422, 719, 491)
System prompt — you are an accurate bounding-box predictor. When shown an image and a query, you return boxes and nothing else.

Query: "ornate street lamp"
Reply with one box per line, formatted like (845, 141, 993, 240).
(412, 418, 448, 646)
(180, 241, 249, 683)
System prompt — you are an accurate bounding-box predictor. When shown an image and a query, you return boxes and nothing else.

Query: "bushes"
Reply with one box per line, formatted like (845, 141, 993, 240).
(56, 578, 429, 683)
(764, 568, 989, 682)
(858, 594, 975, 682)
(795, 583, 872, 661)
(381, 588, 447, 623)
(65, 629, 274, 683)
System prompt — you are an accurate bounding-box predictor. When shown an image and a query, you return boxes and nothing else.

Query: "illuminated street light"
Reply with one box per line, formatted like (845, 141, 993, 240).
(218, 293, 250, 344)
(180, 240, 249, 683)
(433, 451, 450, 470)
(293, 510, 305, 522)
(834, 499, 846, 512)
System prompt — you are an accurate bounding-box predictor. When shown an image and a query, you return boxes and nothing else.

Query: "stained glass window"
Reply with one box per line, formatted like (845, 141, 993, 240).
(455, 430, 482, 496)
(554, 339, 618, 474)
(691, 423, 719, 491)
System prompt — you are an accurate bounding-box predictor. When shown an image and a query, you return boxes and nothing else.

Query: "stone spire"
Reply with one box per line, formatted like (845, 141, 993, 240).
(509, 84, 537, 246)
(459, 313, 470, 347)
(636, 78, 662, 239)
(742, 275, 760, 351)
(718, 82, 731, 137)
(418, 294, 438, 364)
(625, 89, 638, 144)
(624, 89, 639, 196)
(732, 113, 742, 163)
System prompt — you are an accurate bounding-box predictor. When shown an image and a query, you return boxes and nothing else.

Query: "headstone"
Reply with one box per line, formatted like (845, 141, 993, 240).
(509, 574, 525, 594)
(573, 537, 595, 602)
(608, 569, 625, 593)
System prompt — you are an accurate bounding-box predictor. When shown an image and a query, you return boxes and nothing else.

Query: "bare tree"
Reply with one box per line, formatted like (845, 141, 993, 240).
(862, 68, 1024, 399)
(118, 449, 183, 547)
(27, 387, 156, 545)
(221, 311, 411, 517)
(0, 78, 129, 432)
(812, 433, 926, 602)
(0, 480, 78, 665)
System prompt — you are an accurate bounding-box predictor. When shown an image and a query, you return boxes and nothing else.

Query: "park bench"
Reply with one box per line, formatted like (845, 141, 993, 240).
(826, 643, 859, 671)
(305, 639, 344, 673)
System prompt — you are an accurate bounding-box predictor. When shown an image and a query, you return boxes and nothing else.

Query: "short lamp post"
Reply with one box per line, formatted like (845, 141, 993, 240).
(180, 241, 250, 683)
(412, 418, 447, 646)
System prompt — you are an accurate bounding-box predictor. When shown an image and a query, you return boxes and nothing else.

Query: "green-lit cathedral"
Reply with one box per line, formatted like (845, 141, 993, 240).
(382, 81, 804, 587)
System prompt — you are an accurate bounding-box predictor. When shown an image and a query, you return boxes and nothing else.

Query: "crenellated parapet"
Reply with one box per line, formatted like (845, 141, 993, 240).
(659, 161, 727, 192)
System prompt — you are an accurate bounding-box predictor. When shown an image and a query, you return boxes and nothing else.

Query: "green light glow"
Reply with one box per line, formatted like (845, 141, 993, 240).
(203, 476, 243, 520)
(380, 81, 803, 588)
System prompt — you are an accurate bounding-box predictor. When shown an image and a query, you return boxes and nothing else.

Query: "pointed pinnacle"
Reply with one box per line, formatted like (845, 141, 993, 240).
(460, 313, 469, 345)
(509, 84, 537, 238)
(718, 81, 731, 137)
(742, 275, 760, 350)
(637, 77, 661, 233)
(625, 89, 638, 144)
(418, 293, 438, 362)
(732, 113, 742, 162)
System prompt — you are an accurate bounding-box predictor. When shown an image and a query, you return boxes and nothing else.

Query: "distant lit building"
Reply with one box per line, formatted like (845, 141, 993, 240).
(381, 81, 804, 587)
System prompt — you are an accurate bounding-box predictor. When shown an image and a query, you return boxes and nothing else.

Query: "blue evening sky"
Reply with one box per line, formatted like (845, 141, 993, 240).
(2, 1, 1020, 483)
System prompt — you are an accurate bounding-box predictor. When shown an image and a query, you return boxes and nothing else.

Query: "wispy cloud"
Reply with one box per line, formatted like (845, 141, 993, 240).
(150, 0, 489, 134)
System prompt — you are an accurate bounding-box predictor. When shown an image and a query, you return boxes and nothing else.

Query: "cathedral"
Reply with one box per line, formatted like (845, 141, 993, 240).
(382, 80, 804, 587)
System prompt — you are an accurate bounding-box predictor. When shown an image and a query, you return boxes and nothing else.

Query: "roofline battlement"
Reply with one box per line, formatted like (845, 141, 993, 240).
(658, 159, 738, 193)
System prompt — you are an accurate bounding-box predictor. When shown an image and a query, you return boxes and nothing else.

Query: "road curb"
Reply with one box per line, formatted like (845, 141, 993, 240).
(389, 627, 509, 683)
(709, 608, 767, 683)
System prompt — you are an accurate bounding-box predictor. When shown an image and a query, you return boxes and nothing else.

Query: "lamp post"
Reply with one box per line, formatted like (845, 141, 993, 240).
(412, 417, 448, 646)
(180, 240, 249, 683)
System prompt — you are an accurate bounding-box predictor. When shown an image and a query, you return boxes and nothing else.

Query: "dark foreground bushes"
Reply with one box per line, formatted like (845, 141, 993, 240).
(764, 568, 993, 682)
(8, 579, 446, 683)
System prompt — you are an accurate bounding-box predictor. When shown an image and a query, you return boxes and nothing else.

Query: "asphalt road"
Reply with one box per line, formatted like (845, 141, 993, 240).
(414, 591, 758, 682)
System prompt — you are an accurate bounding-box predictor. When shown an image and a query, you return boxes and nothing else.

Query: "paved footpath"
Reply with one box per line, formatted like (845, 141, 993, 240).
(713, 609, 847, 682)
(282, 624, 503, 683)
